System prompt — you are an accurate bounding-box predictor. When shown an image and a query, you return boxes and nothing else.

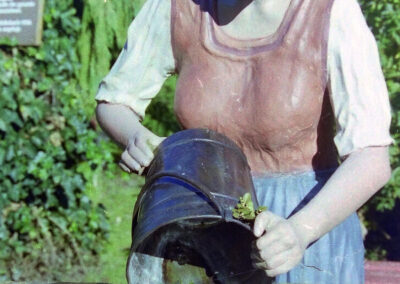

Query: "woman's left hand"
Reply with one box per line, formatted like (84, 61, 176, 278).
(251, 211, 309, 277)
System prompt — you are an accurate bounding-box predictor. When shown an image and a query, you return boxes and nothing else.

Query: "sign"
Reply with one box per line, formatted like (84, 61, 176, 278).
(0, 0, 44, 45)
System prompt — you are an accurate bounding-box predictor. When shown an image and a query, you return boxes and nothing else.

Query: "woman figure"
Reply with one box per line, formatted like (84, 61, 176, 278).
(95, 0, 393, 283)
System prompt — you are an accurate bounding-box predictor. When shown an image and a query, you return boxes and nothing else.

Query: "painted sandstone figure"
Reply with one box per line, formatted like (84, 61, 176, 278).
(95, 0, 393, 282)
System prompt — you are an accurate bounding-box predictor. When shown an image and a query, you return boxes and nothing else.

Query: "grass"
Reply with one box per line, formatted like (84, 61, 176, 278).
(84, 170, 144, 284)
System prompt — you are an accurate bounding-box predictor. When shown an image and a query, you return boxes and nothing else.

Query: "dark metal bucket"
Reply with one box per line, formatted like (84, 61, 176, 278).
(128, 129, 270, 283)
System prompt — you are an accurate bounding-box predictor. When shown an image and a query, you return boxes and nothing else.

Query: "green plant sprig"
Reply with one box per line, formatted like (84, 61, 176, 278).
(232, 193, 267, 223)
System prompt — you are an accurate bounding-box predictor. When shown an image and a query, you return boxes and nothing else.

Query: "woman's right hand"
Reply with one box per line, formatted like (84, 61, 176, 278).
(95, 102, 165, 175)
(119, 125, 165, 174)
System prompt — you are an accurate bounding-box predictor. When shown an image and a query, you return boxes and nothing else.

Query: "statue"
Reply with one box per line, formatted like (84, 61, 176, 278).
(95, 0, 393, 283)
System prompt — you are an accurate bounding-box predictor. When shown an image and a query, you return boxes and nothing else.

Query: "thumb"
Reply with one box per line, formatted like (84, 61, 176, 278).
(253, 211, 275, 237)
(146, 133, 165, 149)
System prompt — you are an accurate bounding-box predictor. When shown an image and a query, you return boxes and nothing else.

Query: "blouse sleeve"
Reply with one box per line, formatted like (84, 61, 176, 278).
(95, 0, 175, 119)
(327, 0, 393, 158)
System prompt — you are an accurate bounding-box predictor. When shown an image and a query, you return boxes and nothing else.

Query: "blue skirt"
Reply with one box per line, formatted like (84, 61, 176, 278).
(252, 169, 365, 284)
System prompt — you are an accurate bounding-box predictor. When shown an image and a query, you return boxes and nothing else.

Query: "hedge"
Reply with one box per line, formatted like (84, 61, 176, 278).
(0, 0, 119, 281)
(359, 0, 400, 260)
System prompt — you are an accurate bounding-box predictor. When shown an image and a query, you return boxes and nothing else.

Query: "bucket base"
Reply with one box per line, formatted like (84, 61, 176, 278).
(128, 253, 214, 284)
(128, 218, 272, 284)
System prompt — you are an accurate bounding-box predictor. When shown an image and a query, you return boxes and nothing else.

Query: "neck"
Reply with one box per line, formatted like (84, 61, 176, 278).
(213, 0, 253, 25)
(214, 0, 291, 26)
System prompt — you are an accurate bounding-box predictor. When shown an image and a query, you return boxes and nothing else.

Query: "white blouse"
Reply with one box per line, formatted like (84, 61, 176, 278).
(96, 0, 393, 158)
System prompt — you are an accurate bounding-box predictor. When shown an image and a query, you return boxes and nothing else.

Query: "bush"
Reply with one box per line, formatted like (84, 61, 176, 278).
(359, 0, 400, 260)
(76, 0, 180, 137)
(360, 0, 400, 212)
(0, 0, 118, 281)
(77, 0, 136, 113)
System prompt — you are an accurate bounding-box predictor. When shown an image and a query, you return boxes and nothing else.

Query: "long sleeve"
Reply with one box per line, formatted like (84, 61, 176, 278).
(95, 0, 175, 119)
(327, 0, 393, 158)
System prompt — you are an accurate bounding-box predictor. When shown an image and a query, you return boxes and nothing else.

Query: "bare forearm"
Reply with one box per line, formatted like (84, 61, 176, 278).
(96, 102, 142, 148)
(288, 146, 391, 245)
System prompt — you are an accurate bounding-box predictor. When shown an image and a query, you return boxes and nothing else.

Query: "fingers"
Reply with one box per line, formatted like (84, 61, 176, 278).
(254, 211, 279, 237)
(265, 256, 296, 277)
(258, 240, 294, 263)
(119, 133, 162, 174)
(128, 139, 152, 165)
(252, 250, 291, 272)
(118, 161, 132, 173)
(250, 242, 265, 269)
(256, 224, 297, 256)
(265, 251, 289, 271)
(252, 233, 296, 271)
(256, 229, 280, 250)
(146, 130, 166, 147)
(120, 150, 141, 172)
(252, 213, 305, 277)
(252, 240, 301, 276)
(149, 134, 166, 146)
(135, 138, 154, 161)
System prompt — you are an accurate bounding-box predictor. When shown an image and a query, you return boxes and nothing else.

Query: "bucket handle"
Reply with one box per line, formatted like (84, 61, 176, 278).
(144, 171, 226, 221)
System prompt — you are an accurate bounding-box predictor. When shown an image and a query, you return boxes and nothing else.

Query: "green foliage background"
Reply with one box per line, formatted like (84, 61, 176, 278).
(0, 0, 120, 281)
(0, 0, 399, 282)
(360, 0, 400, 211)
(76, 0, 180, 136)
(77, 0, 136, 106)
(359, 0, 400, 260)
